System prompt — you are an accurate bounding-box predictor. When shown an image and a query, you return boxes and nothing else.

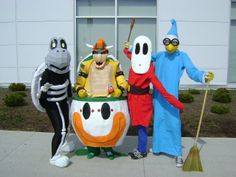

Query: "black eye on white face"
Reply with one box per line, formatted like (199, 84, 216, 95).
(101, 103, 110, 120)
(143, 43, 148, 55)
(60, 39, 67, 49)
(135, 43, 148, 55)
(82, 103, 90, 120)
(50, 39, 57, 49)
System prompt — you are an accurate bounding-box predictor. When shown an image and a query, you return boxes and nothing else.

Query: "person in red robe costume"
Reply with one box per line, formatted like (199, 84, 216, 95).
(123, 35, 184, 159)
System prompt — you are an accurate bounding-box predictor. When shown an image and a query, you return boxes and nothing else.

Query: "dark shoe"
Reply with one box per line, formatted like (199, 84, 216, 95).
(87, 152, 95, 159)
(128, 149, 147, 159)
(105, 151, 115, 160)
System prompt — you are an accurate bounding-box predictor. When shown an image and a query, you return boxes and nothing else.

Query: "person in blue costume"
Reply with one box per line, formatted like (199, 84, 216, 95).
(151, 19, 214, 168)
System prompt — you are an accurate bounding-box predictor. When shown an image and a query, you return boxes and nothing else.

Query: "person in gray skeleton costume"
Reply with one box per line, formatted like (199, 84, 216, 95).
(38, 37, 74, 167)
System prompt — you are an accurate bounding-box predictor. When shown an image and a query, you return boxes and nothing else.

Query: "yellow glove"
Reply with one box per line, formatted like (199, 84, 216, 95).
(123, 41, 130, 49)
(127, 84, 131, 92)
(78, 89, 88, 98)
(111, 89, 122, 97)
(205, 72, 214, 83)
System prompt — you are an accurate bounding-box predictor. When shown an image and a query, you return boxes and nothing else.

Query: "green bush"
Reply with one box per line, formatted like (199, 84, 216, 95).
(179, 93, 194, 103)
(213, 88, 231, 103)
(210, 104, 230, 114)
(188, 89, 200, 94)
(3, 93, 25, 107)
(8, 83, 26, 91)
(16, 91, 27, 97)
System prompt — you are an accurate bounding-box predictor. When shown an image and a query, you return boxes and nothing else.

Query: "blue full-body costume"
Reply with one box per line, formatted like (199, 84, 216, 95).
(152, 19, 207, 157)
(152, 51, 205, 156)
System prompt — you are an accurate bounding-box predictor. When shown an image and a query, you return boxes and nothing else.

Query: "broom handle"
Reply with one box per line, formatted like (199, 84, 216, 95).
(127, 18, 135, 42)
(194, 82, 209, 145)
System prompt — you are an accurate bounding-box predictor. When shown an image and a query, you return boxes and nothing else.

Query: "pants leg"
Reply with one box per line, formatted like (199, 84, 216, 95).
(45, 100, 69, 157)
(137, 125, 147, 153)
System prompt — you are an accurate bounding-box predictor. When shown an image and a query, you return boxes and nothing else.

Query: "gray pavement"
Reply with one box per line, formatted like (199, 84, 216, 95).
(0, 130, 236, 177)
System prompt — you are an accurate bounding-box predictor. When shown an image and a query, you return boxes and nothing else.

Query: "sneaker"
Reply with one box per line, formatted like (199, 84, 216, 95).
(61, 141, 75, 152)
(50, 154, 70, 168)
(176, 156, 183, 168)
(87, 152, 95, 159)
(128, 149, 147, 160)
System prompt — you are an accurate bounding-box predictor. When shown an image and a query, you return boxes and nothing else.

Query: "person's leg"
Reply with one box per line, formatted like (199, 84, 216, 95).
(87, 146, 101, 159)
(129, 125, 148, 159)
(102, 147, 115, 160)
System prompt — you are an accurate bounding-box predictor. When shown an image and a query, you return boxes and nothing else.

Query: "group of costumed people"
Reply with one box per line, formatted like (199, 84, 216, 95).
(31, 19, 214, 168)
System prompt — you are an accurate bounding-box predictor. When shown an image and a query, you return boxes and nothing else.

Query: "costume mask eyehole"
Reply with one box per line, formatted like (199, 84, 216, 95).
(101, 103, 110, 120)
(60, 39, 67, 49)
(135, 43, 140, 55)
(50, 39, 57, 49)
(82, 103, 90, 120)
(143, 43, 148, 55)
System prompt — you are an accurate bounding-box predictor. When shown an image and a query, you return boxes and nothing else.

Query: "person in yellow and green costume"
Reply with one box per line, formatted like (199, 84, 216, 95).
(151, 19, 214, 167)
(74, 38, 128, 160)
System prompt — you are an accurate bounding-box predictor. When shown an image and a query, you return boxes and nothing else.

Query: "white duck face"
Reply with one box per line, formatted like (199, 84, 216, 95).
(131, 35, 152, 74)
(71, 98, 130, 147)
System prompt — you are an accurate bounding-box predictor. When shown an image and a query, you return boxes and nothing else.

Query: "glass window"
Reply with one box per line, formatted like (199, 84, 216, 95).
(75, 0, 157, 78)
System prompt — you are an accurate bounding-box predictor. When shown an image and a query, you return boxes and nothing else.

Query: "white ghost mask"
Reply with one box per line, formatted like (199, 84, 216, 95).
(131, 36, 152, 74)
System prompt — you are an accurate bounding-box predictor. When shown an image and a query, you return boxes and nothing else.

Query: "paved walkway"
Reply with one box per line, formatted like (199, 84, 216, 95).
(0, 130, 236, 177)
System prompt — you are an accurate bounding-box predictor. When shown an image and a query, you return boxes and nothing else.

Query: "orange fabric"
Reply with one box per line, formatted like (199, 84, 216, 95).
(73, 112, 126, 147)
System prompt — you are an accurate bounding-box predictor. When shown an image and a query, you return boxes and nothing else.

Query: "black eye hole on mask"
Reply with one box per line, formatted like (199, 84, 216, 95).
(50, 39, 57, 49)
(143, 43, 148, 55)
(101, 103, 110, 120)
(135, 43, 140, 54)
(82, 103, 90, 120)
(60, 39, 67, 49)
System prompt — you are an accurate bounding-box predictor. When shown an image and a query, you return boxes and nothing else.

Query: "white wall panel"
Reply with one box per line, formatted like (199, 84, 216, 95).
(16, 0, 73, 21)
(17, 22, 73, 45)
(158, 21, 229, 46)
(0, 46, 17, 67)
(157, 45, 228, 69)
(17, 45, 48, 67)
(0, 0, 15, 22)
(159, 0, 230, 22)
(0, 23, 16, 45)
(0, 68, 17, 83)
(180, 69, 227, 85)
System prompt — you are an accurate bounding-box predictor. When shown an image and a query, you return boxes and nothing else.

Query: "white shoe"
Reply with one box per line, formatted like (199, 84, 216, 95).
(61, 141, 75, 152)
(176, 156, 183, 168)
(50, 154, 70, 168)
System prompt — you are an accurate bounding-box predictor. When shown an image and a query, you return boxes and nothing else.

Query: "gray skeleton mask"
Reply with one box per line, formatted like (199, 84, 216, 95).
(45, 37, 71, 74)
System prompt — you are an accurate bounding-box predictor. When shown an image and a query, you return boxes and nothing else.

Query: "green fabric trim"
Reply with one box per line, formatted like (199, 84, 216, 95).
(72, 96, 127, 102)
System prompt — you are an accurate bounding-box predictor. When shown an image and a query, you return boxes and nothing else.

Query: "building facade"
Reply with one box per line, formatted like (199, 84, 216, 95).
(0, 0, 235, 88)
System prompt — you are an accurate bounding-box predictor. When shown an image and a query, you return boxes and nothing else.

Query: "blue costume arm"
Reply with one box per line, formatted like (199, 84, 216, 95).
(182, 52, 205, 83)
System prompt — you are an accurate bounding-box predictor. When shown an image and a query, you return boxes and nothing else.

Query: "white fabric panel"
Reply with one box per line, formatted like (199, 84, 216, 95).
(158, 21, 229, 46)
(0, 68, 17, 83)
(157, 45, 228, 69)
(17, 22, 73, 45)
(0, 23, 16, 45)
(0, 0, 15, 22)
(180, 69, 227, 85)
(16, 0, 73, 21)
(0, 46, 17, 67)
(18, 45, 48, 68)
(159, 0, 230, 22)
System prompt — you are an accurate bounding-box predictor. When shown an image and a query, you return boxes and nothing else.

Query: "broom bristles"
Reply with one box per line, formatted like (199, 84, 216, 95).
(182, 145, 203, 172)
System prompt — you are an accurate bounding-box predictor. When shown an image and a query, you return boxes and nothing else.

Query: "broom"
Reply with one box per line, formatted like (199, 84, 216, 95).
(127, 18, 135, 42)
(182, 82, 210, 172)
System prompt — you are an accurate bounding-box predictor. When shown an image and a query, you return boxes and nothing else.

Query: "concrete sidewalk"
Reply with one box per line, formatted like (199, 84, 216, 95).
(0, 130, 235, 177)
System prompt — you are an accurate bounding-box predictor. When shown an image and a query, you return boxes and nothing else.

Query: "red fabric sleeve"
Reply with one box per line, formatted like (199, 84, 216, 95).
(123, 48, 131, 60)
(149, 66, 184, 110)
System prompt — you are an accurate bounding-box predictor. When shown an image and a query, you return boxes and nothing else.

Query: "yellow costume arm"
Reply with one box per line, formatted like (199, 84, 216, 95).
(115, 66, 128, 92)
(75, 62, 88, 97)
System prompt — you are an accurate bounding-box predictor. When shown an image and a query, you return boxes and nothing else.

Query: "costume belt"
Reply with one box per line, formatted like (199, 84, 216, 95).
(129, 85, 149, 95)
